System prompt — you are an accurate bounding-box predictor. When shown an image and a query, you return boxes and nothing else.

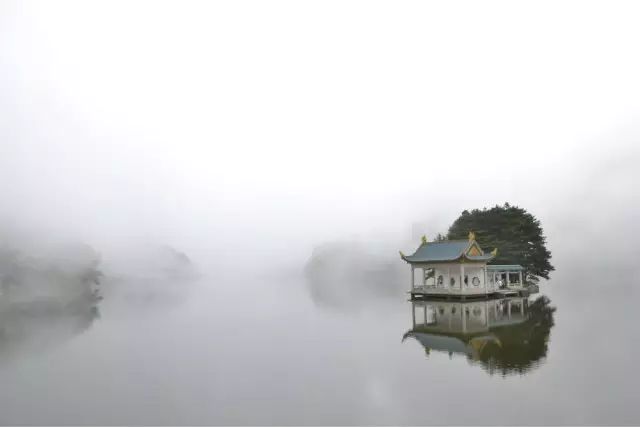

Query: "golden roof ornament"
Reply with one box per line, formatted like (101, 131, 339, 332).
(421, 235, 427, 245)
(468, 231, 476, 241)
(491, 248, 498, 257)
(399, 250, 406, 259)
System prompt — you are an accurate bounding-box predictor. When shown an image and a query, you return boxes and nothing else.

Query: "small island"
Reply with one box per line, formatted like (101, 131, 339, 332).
(401, 204, 553, 300)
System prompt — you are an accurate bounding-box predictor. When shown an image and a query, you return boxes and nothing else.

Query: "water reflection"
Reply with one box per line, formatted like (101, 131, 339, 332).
(0, 294, 100, 365)
(403, 296, 555, 376)
(0, 242, 102, 365)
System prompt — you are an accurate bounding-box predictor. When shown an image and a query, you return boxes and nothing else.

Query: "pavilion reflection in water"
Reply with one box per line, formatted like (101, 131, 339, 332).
(403, 296, 555, 376)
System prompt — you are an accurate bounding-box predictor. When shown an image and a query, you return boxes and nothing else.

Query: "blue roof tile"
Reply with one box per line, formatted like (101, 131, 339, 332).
(403, 239, 495, 263)
(405, 240, 469, 262)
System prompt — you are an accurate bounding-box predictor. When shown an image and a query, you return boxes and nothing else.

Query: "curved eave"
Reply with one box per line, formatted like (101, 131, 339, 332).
(403, 256, 461, 264)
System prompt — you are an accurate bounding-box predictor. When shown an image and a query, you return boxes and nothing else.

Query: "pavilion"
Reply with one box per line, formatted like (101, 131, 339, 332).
(400, 232, 526, 298)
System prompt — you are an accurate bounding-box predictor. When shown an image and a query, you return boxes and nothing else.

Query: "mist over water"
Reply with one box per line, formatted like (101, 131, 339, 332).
(0, 142, 638, 424)
(2, 1, 640, 424)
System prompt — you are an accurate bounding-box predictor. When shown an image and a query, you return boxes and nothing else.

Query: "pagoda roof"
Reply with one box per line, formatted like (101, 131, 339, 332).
(401, 238, 495, 264)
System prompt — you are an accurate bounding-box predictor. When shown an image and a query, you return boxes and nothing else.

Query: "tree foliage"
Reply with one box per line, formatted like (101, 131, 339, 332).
(447, 203, 554, 282)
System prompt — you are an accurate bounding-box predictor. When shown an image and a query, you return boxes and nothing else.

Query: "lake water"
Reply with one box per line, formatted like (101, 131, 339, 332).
(0, 251, 639, 425)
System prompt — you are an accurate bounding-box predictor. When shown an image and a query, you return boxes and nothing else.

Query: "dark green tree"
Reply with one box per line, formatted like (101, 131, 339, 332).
(447, 203, 554, 283)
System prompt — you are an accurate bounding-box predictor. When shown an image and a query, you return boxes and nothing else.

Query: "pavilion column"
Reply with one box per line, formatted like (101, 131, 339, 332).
(519, 271, 523, 287)
(446, 266, 450, 294)
(460, 264, 465, 291)
(411, 267, 415, 290)
(412, 304, 416, 327)
(462, 305, 467, 333)
(484, 301, 489, 326)
(483, 267, 487, 294)
(422, 267, 426, 287)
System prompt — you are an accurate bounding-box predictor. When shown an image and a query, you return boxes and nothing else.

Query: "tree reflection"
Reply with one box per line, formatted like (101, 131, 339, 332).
(0, 243, 102, 365)
(0, 239, 197, 365)
(0, 293, 101, 365)
(403, 296, 556, 376)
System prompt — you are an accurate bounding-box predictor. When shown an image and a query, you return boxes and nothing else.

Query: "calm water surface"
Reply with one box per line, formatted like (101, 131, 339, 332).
(0, 257, 638, 425)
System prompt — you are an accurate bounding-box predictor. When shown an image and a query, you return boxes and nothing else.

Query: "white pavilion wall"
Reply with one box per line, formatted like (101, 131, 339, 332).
(413, 263, 490, 294)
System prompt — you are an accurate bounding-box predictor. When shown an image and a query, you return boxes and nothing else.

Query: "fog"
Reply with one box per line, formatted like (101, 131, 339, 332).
(1, 1, 640, 424)
(3, 1, 640, 255)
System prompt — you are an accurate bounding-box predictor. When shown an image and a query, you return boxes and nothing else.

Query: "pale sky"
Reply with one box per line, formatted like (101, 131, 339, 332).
(1, 1, 640, 255)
